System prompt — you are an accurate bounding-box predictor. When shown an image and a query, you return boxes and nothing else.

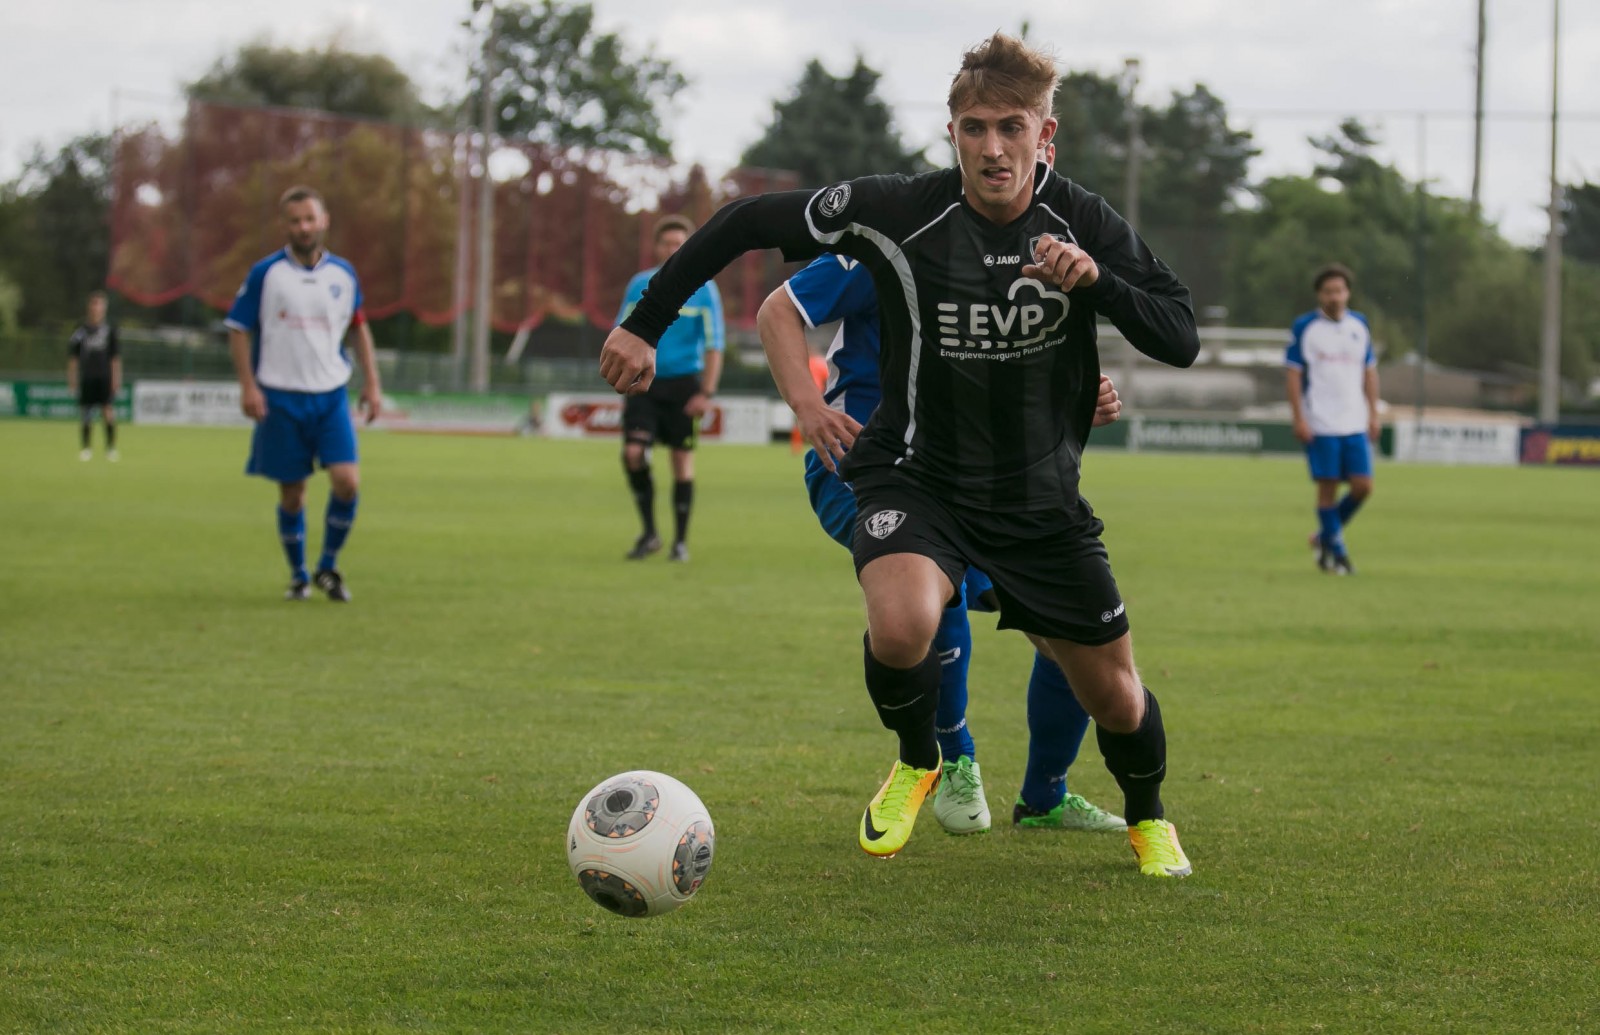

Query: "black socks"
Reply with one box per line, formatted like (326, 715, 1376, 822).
(672, 480, 693, 545)
(1096, 686, 1167, 825)
(625, 463, 655, 536)
(863, 632, 941, 770)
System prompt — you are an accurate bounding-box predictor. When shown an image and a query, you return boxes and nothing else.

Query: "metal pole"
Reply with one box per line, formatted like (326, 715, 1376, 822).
(470, 4, 496, 394)
(1470, 0, 1487, 215)
(1414, 114, 1429, 424)
(1538, 0, 1562, 424)
(1122, 57, 1142, 231)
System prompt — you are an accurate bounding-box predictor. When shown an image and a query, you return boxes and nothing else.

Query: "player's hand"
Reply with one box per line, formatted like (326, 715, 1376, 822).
(684, 392, 712, 419)
(1368, 416, 1381, 443)
(1292, 416, 1313, 444)
(361, 385, 383, 424)
(796, 402, 861, 474)
(1022, 235, 1099, 292)
(600, 328, 655, 394)
(1092, 374, 1121, 427)
(241, 384, 268, 421)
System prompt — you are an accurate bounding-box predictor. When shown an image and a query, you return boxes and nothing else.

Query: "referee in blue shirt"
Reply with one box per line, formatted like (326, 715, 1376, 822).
(615, 215, 725, 562)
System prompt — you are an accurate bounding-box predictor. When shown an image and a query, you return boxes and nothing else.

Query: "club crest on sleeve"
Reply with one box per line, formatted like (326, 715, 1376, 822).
(818, 183, 852, 218)
(866, 509, 905, 540)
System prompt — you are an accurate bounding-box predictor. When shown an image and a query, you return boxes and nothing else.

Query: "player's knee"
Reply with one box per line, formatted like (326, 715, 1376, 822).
(279, 482, 308, 511)
(1351, 480, 1373, 501)
(866, 622, 936, 669)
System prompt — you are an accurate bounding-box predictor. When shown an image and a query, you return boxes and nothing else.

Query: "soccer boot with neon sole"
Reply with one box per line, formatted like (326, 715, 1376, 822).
(1128, 818, 1192, 877)
(314, 568, 351, 602)
(859, 758, 941, 858)
(933, 755, 990, 834)
(1012, 793, 1126, 832)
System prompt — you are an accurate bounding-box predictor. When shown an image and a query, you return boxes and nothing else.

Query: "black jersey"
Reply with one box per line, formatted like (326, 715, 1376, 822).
(622, 162, 1199, 511)
(69, 322, 120, 381)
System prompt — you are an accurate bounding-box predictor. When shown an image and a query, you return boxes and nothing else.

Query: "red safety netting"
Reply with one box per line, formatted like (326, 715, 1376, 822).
(109, 101, 800, 332)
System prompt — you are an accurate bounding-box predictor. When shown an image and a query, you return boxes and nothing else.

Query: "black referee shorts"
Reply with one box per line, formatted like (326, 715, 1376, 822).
(78, 378, 112, 408)
(849, 467, 1130, 646)
(622, 374, 702, 451)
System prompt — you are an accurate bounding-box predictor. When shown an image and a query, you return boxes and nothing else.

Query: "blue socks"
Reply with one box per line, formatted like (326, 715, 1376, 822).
(1317, 505, 1344, 555)
(318, 493, 358, 573)
(932, 602, 976, 763)
(277, 506, 307, 580)
(1019, 653, 1092, 811)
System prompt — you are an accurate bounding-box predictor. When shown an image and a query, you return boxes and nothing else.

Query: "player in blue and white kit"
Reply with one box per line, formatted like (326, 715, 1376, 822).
(615, 215, 725, 562)
(226, 186, 383, 602)
(758, 229, 1126, 837)
(1285, 263, 1381, 575)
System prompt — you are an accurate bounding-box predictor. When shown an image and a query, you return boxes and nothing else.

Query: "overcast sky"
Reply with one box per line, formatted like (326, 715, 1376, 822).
(4, 0, 1597, 244)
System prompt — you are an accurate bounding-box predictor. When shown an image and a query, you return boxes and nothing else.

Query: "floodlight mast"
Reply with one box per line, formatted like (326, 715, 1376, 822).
(1537, 0, 1562, 425)
(471, 0, 497, 394)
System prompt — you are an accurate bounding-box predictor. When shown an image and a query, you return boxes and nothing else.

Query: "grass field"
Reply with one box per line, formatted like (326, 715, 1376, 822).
(2, 420, 1596, 1034)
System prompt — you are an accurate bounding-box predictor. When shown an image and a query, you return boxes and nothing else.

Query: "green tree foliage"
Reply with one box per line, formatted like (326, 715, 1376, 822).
(741, 56, 927, 187)
(186, 39, 425, 121)
(476, 1, 687, 156)
(1561, 181, 1600, 266)
(0, 133, 113, 328)
(1050, 73, 1257, 308)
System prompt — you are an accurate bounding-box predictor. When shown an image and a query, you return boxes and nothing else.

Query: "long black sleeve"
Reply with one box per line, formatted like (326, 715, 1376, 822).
(620, 190, 823, 346)
(1072, 190, 1200, 368)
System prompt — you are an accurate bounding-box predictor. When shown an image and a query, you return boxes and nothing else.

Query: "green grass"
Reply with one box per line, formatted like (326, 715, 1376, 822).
(2, 421, 1596, 1034)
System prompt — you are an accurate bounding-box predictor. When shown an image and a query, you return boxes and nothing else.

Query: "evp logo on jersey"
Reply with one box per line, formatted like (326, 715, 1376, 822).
(934, 277, 1071, 359)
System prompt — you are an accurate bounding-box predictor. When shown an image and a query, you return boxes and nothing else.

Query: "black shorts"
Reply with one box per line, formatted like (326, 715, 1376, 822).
(622, 374, 702, 451)
(78, 378, 112, 408)
(849, 468, 1130, 646)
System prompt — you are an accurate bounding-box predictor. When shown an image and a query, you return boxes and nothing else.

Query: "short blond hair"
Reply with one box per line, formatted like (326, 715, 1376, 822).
(947, 32, 1059, 121)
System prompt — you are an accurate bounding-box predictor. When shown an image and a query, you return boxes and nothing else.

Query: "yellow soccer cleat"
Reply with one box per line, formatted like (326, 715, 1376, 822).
(1128, 818, 1192, 878)
(859, 759, 941, 858)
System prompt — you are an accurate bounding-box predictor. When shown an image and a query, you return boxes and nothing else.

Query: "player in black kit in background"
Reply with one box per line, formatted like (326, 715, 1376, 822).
(601, 33, 1199, 877)
(67, 290, 122, 462)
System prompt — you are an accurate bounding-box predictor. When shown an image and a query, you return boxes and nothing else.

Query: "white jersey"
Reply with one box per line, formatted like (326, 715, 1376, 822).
(224, 249, 365, 393)
(1285, 309, 1375, 437)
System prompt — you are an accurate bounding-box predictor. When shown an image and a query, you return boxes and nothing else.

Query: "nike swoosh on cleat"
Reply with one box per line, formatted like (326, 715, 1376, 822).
(937, 647, 962, 664)
(967, 813, 982, 821)
(862, 809, 891, 841)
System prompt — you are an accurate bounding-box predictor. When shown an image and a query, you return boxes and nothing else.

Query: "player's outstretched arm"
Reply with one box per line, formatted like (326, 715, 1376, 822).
(756, 286, 860, 472)
(604, 191, 823, 394)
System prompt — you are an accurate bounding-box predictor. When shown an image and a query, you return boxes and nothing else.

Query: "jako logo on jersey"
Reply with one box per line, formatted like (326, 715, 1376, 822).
(1100, 602, 1126, 623)
(984, 254, 1022, 267)
(818, 183, 851, 218)
(935, 277, 1071, 354)
(865, 509, 905, 539)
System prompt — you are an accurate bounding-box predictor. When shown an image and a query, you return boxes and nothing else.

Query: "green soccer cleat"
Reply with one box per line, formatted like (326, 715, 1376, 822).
(859, 758, 941, 858)
(933, 756, 991, 835)
(1128, 818, 1192, 878)
(1012, 793, 1126, 833)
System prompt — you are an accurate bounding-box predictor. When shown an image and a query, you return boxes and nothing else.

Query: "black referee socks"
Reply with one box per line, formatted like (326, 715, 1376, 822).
(1096, 686, 1167, 825)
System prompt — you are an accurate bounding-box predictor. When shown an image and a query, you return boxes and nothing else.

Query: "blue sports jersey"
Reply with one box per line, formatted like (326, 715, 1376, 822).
(617, 270, 723, 379)
(783, 255, 881, 425)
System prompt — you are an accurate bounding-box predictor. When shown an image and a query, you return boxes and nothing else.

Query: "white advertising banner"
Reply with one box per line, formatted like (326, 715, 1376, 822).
(1392, 419, 1520, 465)
(133, 381, 252, 426)
(544, 392, 772, 445)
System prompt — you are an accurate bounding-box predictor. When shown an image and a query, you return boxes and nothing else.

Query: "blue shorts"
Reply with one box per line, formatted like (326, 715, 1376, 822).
(803, 449, 992, 610)
(1306, 433, 1373, 481)
(247, 386, 358, 483)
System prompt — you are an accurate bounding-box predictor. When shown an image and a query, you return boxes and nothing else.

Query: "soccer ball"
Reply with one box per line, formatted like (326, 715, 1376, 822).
(566, 770, 715, 918)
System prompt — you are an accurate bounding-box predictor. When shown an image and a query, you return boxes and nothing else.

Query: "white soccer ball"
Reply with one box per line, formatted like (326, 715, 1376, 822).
(566, 770, 715, 918)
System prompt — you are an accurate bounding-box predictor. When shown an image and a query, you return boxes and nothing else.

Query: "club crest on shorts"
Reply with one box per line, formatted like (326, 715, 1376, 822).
(865, 509, 905, 540)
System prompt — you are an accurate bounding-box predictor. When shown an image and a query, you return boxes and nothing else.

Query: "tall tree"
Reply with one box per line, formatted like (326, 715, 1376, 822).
(741, 56, 927, 187)
(186, 40, 425, 121)
(1050, 73, 1256, 309)
(477, 0, 687, 156)
(0, 133, 114, 327)
(1562, 181, 1600, 267)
